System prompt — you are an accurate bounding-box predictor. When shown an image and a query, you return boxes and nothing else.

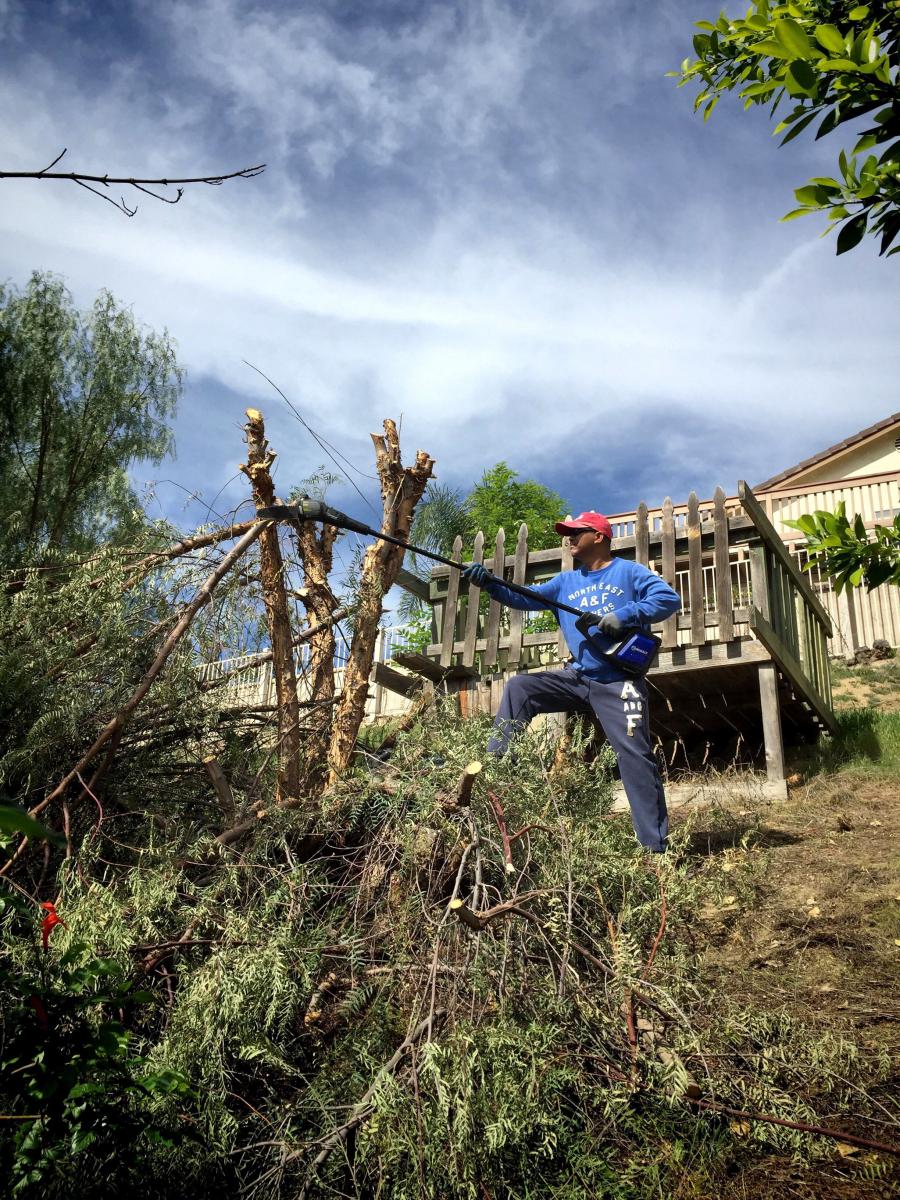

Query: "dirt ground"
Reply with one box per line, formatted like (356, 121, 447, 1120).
(678, 754, 900, 1195)
(831, 658, 900, 714)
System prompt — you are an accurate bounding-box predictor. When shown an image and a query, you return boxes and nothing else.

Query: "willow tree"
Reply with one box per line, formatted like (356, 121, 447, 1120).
(0, 272, 182, 558)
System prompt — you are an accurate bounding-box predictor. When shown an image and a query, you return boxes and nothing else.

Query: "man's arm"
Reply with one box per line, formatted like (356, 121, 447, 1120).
(462, 564, 558, 613)
(613, 567, 681, 628)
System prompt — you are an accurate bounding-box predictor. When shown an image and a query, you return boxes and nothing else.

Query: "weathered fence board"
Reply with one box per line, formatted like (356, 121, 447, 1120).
(507, 523, 529, 667)
(462, 530, 484, 670)
(661, 497, 677, 649)
(440, 535, 464, 668)
(484, 527, 504, 668)
(687, 491, 705, 647)
(713, 487, 733, 643)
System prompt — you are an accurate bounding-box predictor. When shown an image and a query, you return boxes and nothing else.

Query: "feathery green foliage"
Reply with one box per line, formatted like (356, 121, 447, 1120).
(3, 702, 894, 1198)
(0, 271, 182, 558)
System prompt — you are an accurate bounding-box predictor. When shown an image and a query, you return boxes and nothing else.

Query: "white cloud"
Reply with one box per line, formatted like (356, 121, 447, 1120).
(0, 0, 897, 531)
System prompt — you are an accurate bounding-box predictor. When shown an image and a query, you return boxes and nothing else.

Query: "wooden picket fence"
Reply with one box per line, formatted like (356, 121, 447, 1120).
(426, 486, 751, 671)
(412, 482, 836, 758)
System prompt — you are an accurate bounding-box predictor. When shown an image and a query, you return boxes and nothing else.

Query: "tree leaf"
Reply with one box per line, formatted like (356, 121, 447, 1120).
(752, 37, 789, 58)
(787, 59, 817, 92)
(794, 184, 830, 207)
(779, 109, 819, 144)
(879, 213, 900, 256)
(774, 18, 815, 59)
(815, 24, 845, 54)
(836, 211, 868, 254)
(0, 805, 62, 842)
(816, 108, 839, 139)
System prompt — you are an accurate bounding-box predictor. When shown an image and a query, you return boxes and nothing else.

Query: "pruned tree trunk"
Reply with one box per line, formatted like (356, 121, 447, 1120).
(240, 409, 302, 804)
(291, 515, 340, 790)
(326, 421, 434, 785)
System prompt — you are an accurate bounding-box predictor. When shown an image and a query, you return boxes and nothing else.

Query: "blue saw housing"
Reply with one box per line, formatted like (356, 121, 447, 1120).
(601, 630, 661, 677)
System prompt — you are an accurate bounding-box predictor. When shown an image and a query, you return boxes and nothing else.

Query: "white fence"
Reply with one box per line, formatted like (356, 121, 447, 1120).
(199, 625, 419, 719)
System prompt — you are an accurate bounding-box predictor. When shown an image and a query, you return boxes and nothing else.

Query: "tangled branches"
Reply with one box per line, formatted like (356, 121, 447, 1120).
(4, 705, 895, 1198)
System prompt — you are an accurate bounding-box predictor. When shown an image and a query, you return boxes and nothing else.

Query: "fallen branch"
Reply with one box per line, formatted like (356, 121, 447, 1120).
(448, 892, 548, 932)
(486, 790, 515, 875)
(138, 921, 200, 975)
(16, 523, 265, 831)
(508, 822, 554, 843)
(117, 520, 256, 588)
(695, 1098, 900, 1158)
(639, 867, 667, 982)
(374, 682, 436, 757)
(203, 758, 235, 824)
(296, 1011, 447, 1199)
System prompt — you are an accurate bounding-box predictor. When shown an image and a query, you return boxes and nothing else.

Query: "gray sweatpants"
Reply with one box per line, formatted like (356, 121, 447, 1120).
(487, 668, 668, 852)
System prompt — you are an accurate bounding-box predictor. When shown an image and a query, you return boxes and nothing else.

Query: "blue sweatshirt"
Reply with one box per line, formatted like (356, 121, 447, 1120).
(483, 557, 681, 683)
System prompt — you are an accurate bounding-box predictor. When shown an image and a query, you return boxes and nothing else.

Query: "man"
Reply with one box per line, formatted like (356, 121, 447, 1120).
(463, 511, 681, 854)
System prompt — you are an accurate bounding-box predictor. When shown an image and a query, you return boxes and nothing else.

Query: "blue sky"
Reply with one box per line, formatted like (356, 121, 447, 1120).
(1, 0, 898, 564)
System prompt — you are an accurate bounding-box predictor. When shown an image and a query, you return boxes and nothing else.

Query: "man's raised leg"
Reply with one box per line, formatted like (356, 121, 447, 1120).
(488, 670, 590, 756)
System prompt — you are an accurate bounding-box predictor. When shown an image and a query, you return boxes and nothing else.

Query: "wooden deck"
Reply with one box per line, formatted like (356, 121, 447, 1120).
(386, 483, 836, 796)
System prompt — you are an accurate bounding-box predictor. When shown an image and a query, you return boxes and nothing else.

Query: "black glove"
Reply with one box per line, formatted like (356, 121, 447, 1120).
(461, 562, 490, 587)
(597, 611, 627, 637)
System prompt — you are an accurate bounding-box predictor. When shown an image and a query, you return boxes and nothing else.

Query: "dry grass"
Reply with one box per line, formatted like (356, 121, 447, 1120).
(673, 751, 900, 1197)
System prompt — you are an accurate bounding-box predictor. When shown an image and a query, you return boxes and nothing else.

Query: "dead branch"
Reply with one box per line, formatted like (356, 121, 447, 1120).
(326, 422, 434, 786)
(694, 1098, 900, 1157)
(295, 1011, 447, 1199)
(14, 523, 265, 831)
(240, 410, 302, 803)
(1, 149, 265, 217)
(448, 893, 548, 932)
(486, 790, 515, 875)
(115, 520, 256, 588)
(203, 758, 235, 824)
(448, 894, 615, 985)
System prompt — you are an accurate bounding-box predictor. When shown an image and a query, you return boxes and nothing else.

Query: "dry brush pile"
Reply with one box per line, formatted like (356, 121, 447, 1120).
(1, 413, 898, 1199)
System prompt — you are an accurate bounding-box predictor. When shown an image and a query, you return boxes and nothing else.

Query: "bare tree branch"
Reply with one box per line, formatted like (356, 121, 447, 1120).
(0, 149, 266, 217)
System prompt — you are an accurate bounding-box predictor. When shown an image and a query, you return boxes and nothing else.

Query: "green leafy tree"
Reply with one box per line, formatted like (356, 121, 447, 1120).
(676, 1, 900, 255)
(463, 462, 568, 550)
(0, 272, 182, 558)
(396, 465, 568, 630)
(786, 502, 900, 589)
(408, 463, 567, 562)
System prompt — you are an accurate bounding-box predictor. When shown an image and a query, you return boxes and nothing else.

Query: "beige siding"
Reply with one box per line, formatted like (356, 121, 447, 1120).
(760, 473, 900, 653)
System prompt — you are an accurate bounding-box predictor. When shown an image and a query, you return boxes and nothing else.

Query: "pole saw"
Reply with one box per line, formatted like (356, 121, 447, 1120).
(259, 498, 660, 676)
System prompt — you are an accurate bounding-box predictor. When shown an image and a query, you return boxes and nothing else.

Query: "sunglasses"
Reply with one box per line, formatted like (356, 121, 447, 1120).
(566, 529, 595, 542)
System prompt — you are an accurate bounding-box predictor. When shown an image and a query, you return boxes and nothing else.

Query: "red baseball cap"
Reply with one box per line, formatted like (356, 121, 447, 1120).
(555, 511, 614, 539)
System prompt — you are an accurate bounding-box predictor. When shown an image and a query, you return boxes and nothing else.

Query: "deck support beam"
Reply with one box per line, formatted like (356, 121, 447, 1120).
(757, 662, 787, 795)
